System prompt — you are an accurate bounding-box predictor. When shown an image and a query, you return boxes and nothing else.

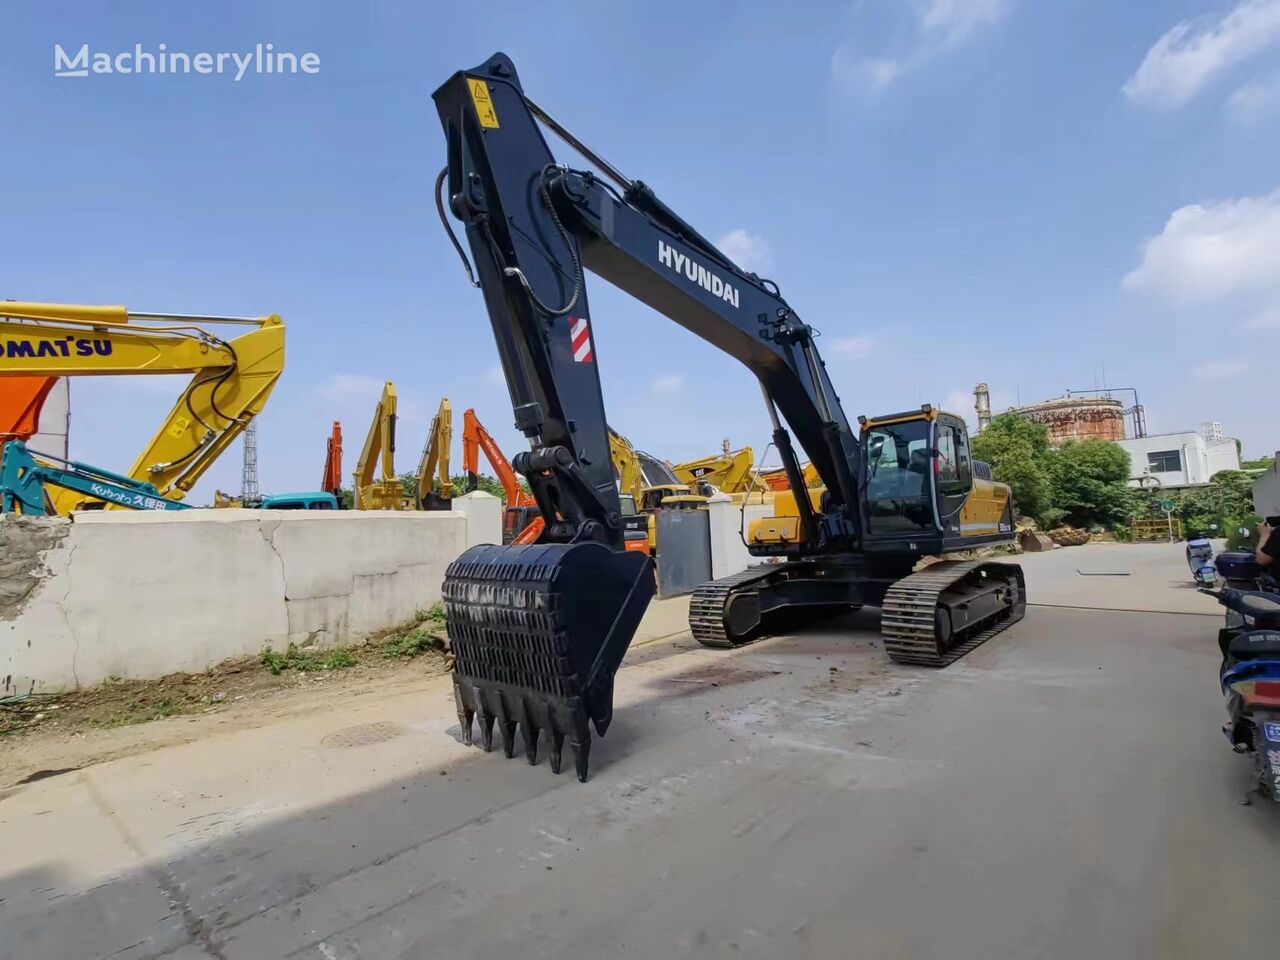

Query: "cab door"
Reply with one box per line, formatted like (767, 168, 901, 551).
(932, 416, 973, 535)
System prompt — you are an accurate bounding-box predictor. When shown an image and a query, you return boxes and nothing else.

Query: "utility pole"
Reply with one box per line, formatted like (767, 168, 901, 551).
(242, 420, 260, 502)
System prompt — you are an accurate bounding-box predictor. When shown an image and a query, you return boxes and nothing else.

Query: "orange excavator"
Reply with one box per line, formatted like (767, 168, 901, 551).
(322, 421, 343, 500)
(461, 407, 542, 544)
(0, 376, 58, 451)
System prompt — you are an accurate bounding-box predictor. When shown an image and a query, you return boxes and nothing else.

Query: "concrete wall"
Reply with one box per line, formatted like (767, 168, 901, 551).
(0, 508, 478, 693)
(707, 495, 773, 580)
(450, 491, 502, 548)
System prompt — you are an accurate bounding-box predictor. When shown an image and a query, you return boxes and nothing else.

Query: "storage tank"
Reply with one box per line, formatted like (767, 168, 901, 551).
(1013, 394, 1125, 445)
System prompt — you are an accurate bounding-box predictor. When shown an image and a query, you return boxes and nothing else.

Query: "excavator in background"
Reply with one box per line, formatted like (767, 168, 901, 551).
(461, 407, 542, 542)
(352, 381, 405, 510)
(416, 397, 454, 510)
(673, 439, 766, 499)
(608, 427, 700, 552)
(2, 440, 192, 514)
(0, 302, 285, 513)
(433, 54, 1023, 780)
(760, 462, 820, 491)
(322, 421, 343, 500)
(0, 376, 58, 452)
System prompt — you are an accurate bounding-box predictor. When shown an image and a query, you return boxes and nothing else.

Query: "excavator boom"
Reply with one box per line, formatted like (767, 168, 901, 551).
(0, 303, 285, 512)
(352, 381, 404, 510)
(322, 421, 343, 497)
(416, 397, 454, 510)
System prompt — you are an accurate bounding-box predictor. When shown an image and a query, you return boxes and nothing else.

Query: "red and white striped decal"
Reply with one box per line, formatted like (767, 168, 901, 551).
(569, 315, 593, 363)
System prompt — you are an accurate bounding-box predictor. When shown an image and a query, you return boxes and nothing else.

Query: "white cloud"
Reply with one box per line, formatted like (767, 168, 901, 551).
(1123, 0, 1280, 107)
(829, 335, 875, 358)
(1122, 189, 1280, 303)
(1193, 359, 1249, 381)
(1245, 307, 1280, 329)
(919, 0, 1011, 45)
(649, 373, 685, 396)
(313, 373, 388, 403)
(1227, 73, 1280, 120)
(716, 229, 771, 273)
(831, 0, 1012, 94)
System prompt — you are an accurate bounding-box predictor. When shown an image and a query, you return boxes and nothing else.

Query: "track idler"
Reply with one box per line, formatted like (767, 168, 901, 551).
(443, 541, 655, 781)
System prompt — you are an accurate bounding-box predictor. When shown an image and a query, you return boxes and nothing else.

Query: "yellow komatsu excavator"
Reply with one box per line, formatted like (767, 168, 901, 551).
(415, 396, 454, 510)
(672, 439, 767, 500)
(352, 381, 405, 510)
(0, 301, 285, 512)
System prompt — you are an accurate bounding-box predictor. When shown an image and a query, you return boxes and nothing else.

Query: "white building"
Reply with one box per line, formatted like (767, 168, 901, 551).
(30, 378, 69, 460)
(1118, 430, 1240, 489)
(1201, 420, 1224, 442)
(1255, 453, 1280, 517)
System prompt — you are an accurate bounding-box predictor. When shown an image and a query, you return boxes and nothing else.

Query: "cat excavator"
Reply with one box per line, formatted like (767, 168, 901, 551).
(0, 301, 285, 512)
(434, 55, 1023, 780)
(673, 439, 766, 499)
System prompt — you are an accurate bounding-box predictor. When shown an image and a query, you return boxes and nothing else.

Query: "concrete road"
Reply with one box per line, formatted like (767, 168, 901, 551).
(2, 543, 1276, 959)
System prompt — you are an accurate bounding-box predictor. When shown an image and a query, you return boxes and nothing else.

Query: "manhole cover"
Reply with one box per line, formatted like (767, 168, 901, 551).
(321, 721, 405, 748)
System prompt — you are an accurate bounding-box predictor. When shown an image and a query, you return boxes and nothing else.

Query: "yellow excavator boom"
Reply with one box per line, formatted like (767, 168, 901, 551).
(0, 302, 285, 513)
(352, 380, 405, 510)
(672, 439, 762, 496)
(416, 397, 454, 510)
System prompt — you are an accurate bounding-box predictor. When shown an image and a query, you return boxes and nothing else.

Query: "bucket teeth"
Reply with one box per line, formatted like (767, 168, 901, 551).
(522, 723, 540, 765)
(441, 541, 656, 784)
(549, 731, 565, 775)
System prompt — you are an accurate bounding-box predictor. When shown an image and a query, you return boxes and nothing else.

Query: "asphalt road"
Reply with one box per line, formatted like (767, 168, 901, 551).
(2, 543, 1276, 959)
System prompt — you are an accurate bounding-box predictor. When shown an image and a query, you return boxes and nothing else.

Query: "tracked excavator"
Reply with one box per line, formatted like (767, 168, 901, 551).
(435, 54, 1023, 780)
(322, 421, 344, 500)
(0, 302, 285, 512)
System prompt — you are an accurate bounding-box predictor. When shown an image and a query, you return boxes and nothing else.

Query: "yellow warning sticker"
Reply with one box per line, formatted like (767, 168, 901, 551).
(467, 77, 499, 129)
(168, 416, 191, 438)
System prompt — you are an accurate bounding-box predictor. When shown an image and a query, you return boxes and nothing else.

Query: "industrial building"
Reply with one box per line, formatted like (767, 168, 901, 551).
(1117, 429, 1240, 489)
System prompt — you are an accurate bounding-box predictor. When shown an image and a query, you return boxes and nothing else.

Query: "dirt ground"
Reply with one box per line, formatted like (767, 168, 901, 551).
(0, 630, 452, 789)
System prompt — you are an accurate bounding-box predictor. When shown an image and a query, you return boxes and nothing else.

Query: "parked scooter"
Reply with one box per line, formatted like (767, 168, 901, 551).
(1206, 585, 1280, 802)
(1186, 536, 1217, 587)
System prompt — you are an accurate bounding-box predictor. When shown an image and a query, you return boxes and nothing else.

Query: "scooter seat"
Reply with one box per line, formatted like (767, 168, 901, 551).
(1228, 630, 1280, 659)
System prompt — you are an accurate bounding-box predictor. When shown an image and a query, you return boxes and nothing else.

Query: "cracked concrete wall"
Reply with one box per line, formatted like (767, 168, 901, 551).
(1, 508, 472, 693)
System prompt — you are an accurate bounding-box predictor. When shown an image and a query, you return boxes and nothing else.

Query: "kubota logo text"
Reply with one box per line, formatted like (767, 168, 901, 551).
(657, 240, 741, 309)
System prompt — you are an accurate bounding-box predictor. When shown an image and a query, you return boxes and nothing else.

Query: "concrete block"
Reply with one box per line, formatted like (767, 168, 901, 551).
(450, 491, 502, 548)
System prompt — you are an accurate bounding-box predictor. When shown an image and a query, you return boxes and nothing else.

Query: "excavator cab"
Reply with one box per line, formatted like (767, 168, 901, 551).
(859, 407, 1012, 550)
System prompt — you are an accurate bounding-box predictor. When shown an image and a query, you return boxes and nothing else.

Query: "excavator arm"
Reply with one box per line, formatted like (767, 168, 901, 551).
(436, 56, 861, 552)
(352, 381, 403, 510)
(416, 397, 454, 510)
(0, 302, 284, 513)
(673, 441, 761, 495)
(322, 421, 343, 498)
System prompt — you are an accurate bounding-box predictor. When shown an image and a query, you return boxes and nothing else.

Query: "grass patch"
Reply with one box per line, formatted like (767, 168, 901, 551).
(382, 603, 449, 661)
(260, 642, 360, 675)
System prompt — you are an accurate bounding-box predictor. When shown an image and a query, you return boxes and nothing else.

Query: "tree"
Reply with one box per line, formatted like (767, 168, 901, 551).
(971, 414, 1056, 524)
(1172, 470, 1256, 539)
(1048, 439, 1137, 530)
(399, 471, 513, 505)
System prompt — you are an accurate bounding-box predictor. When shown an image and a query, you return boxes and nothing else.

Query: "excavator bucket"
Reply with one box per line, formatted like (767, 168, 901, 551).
(444, 540, 655, 781)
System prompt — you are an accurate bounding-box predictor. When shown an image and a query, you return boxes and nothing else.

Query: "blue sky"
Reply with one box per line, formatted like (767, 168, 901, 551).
(3, 1, 1278, 502)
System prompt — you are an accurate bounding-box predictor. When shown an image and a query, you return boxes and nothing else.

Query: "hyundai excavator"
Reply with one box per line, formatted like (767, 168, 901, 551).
(416, 396, 454, 510)
(435, 55, 1023, 780)
(0, 302, 285, 512)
